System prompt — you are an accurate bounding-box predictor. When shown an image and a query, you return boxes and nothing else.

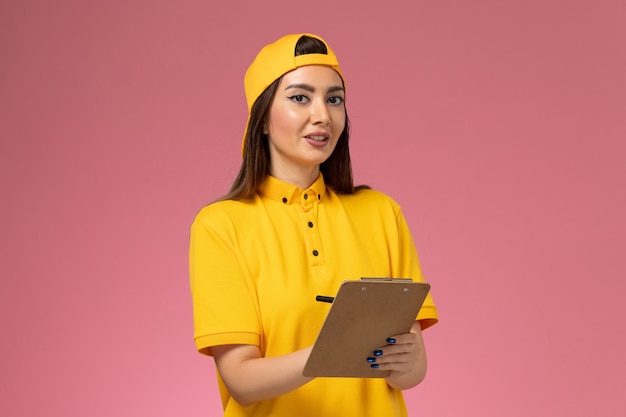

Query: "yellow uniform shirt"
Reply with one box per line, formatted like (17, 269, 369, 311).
(190, 174, 438, 417)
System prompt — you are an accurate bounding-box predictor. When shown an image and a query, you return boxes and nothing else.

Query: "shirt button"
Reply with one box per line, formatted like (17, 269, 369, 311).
(312, 250, 319, 256)
(318, 194, 321, 200)
(308, 221, 314, 228)
(282, 197, 288, 203)
(303, 194, 308, 200)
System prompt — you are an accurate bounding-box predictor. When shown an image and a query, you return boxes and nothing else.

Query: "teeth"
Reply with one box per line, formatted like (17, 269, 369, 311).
(307, 136, 327, 141)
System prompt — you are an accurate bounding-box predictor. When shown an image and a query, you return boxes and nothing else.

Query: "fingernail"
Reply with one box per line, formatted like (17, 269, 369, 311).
(366, 357, 376, 363)
(373, 349, 383, 356)
(386, 337, 396, 344)
(370, 364, 379, 369)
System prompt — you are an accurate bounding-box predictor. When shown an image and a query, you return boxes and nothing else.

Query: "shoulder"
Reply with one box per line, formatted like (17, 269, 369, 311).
(329, 188, 405, 226)
(192, 197, 258, 229)
(334, 187, 402, 214)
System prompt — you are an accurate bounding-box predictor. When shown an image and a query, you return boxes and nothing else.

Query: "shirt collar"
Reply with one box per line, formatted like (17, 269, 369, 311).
(258, 173, 327, 205)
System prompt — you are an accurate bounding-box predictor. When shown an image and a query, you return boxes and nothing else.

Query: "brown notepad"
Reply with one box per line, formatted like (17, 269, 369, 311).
(303, 278, 431, 378)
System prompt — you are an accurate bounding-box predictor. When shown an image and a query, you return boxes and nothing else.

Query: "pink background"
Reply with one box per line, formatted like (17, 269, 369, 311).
(2, 0, 625, 416)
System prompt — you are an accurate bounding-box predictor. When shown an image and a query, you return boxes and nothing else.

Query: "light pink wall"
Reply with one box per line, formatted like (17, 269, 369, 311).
(2, 1, 625, 416)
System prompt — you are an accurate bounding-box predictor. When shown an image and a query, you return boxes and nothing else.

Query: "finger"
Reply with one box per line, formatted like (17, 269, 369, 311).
(386, 331, 418, 345)
(371, 347, 421, 365)
(369, 357, 416, 372)
(366, 345, 417, 367)
(373, 337, 418, 355)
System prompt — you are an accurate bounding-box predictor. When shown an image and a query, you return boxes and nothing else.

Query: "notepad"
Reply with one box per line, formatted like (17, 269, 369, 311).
(303, 278, 431, 378)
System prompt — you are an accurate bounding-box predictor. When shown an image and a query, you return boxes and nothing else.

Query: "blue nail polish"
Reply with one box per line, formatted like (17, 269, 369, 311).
(367, 357, 376, 363)
(386, 337, 396, 344)
(371, 364, 379, 369)
(374, 349, 383, 356)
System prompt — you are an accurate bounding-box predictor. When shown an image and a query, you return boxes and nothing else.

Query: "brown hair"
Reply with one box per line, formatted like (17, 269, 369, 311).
(221, 35, 367, 201)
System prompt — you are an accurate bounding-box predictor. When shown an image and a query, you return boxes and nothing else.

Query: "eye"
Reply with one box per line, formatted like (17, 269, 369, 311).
(288, 95, 309, 103)
(328, 96, 344, 105)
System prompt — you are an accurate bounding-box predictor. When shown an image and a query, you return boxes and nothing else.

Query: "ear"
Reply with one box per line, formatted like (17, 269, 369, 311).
(263, 122, 269, 135)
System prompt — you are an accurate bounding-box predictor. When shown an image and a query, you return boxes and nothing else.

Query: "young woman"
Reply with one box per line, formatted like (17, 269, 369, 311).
(190, 33, 438, 417)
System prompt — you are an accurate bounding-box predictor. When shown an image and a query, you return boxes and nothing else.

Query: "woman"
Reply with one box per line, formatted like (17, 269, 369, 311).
(190, 33, 438, 416)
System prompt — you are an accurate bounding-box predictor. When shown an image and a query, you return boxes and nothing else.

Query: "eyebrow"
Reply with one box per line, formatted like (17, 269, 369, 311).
(284, 83, 345, 94)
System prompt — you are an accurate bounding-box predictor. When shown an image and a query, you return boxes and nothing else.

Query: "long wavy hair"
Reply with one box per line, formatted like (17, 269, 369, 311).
(221, 35, 367, 201)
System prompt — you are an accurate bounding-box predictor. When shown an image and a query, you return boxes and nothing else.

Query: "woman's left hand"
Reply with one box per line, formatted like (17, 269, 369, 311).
(367, 321, 428, 390)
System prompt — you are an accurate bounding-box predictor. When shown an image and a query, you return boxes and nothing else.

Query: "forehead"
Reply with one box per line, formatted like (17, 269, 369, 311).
(278, 65, 344, 89)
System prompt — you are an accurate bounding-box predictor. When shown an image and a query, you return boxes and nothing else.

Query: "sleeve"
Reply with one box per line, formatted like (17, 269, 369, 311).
(189, 209, 262, 355)
(393, 207, 439, 330)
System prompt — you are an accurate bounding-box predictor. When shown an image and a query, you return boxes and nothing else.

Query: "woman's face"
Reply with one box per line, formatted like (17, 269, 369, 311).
(264, 65, 346, 180)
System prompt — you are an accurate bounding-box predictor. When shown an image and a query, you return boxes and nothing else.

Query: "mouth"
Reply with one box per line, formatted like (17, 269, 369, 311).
(304, 133, 330, 142)
(305, 136, 328, 142)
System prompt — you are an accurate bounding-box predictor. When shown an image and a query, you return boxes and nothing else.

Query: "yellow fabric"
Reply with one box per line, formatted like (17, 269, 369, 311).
(189, 174, 438, 417)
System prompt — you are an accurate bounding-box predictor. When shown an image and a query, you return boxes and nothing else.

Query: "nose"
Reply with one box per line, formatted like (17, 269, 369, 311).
(310, 98, 330, 125)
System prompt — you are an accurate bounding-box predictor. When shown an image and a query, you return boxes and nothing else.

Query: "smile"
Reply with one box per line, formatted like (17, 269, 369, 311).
(305, 135, 329, 141)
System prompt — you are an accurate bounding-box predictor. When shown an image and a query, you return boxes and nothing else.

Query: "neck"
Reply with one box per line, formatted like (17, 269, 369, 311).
(270, 164, 320, 189)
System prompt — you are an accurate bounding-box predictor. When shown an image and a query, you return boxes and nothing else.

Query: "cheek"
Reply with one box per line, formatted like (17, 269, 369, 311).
(332, 111, 346, 136)
(268, 107, 299, 137)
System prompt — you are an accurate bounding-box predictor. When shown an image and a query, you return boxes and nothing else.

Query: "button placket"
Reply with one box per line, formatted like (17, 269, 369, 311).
(302, 191, 323, 267)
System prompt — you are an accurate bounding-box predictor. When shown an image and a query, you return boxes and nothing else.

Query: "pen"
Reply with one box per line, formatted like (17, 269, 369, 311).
(315, 295, 334, 303)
